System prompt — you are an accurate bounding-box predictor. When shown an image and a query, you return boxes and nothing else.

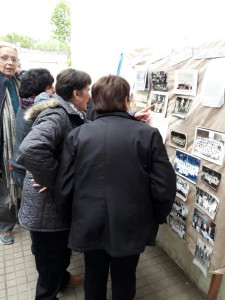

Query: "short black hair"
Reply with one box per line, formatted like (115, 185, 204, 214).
(55, 68, 91, 101)
(19, 68, 54, 98)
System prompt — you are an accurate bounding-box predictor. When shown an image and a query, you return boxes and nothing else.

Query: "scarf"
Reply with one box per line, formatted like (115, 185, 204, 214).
(2, 88, 20, 207)
(20, 96, 35, 109)
(69, 102, 86, 120)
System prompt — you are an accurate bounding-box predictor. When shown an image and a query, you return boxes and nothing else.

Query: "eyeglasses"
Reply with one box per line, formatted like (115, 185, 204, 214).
(0, 56, 18, 63)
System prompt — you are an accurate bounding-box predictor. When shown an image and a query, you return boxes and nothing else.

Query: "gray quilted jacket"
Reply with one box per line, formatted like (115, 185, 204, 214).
(17, 95, 85, 231)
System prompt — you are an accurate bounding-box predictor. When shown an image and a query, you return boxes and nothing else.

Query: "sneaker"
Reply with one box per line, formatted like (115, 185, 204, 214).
(66, 274, 83, 287)
(0, 232, 14, 245)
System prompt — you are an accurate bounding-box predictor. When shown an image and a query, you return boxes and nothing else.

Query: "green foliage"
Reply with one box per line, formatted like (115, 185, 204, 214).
(0, 33, 38, 49)
(0, 33, 67, 52)
(51, 0, 71, 45)
(35, 40, 68, 52)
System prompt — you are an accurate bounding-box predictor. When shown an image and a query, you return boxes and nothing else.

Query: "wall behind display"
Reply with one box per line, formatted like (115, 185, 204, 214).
(119, 39, 225, 299)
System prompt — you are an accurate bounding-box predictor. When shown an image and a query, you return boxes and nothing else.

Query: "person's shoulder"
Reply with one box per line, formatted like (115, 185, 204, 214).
(24, 98, 60, 121)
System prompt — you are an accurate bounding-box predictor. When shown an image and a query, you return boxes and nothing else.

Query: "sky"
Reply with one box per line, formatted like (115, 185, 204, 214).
(71, 0, 225, 82)
(0, 0, 60, 41)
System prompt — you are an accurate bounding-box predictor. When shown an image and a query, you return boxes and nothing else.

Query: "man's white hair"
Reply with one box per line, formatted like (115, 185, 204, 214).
(0, 42, 18, 53)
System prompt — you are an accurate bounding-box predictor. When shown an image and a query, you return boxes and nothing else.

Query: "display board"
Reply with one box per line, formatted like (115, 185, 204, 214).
(118, 39, 225, 277)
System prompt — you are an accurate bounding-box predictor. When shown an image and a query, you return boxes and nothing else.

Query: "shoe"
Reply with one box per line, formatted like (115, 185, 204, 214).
(0, 232, 14, 245)
(66, 274, 83, 287)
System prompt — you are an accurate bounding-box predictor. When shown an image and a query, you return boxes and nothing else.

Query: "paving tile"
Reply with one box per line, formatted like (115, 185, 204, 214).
(26, 273, 37, 282)
(17, 283, 28, 293)
(0, 289, 6, 299)
(6, 278, 17, 289)
(15, 269, 26, 277)
(7, 286, 18, 296)
(7, 294, 18, 300)
(16, 276, 27, 285)
(18, 291, 30, 300)
(28, 288, 36, 299)
(0, 281, 6, 289)
(0, 267, 5, 276)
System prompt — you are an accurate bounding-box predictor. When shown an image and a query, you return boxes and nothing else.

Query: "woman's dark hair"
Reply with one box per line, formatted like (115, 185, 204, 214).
(19, 68, 54, 98)
(55, 68, 91, 101)
(91, 75, 130, 113)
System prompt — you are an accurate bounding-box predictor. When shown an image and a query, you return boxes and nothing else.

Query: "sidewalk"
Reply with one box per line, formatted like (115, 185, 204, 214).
(0, 225, 206, 300)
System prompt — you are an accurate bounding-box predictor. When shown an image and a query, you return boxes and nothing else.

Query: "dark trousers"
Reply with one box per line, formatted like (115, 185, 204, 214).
(30, 230, 71, 300)
(0, 168, 17, 232)
(84, 250, 140, 300)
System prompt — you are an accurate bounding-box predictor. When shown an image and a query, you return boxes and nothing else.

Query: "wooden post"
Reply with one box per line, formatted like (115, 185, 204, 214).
(207, 274, 223, 300)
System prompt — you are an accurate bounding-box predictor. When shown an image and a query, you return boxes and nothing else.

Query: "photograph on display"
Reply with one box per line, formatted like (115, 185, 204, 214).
(168, 213, 186, 241)
(201, 166, 221, 191)
(174, 69, 198, 96)
(151, 71, 167, 91)
(195, 186, 219, 220)
(149, 91, 169, 117)
(134, 90, 149, 105)
(192, 208, 216, 246)
(172, 97, 193, 118)
(176, 176, 189, 202)
(193, 238, 213, 277)
(192, 127, 225, 166)
(169, 130, 187, 150)
(171, 200, 188, 222)
(174, 150, 201, 184)
(146, 114, 169, 144)
(134, 69, 148, 91)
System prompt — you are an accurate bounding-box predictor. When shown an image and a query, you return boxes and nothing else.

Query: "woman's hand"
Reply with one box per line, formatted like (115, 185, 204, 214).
(134, 105, 154, 121)
(31, 179, 48, 193)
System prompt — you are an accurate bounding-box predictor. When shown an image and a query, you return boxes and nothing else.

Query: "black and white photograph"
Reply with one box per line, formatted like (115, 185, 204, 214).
(192, 208, 216, 246)
(169, 130, 187, 150)
(193, 127, 225, 166)
(151, 71, 167, 91)
(201, 166, 221, 191)
(134, 69, 148, 91)
(171, 200, 188, 222)
(195, 186, 220, 220)
(174, 69, 198, 96)
(176, 176, 189, 202)
(174, 150, 201, 184)
(172, 96, 193, 118)
(149, 91, 169, 117)
(168, 214, 186, 241)
(193, 238, 213, 277)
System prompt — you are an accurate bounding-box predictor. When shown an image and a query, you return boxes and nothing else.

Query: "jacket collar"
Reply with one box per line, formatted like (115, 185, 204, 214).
(95, 111, 136, 121)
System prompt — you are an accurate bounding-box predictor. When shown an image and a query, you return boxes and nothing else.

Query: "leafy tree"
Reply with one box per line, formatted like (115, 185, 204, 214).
(51, 0, 71, 65)
(51, 0, 71, 45)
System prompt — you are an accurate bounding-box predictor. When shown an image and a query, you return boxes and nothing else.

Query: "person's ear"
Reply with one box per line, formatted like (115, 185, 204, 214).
(125, 96, 130, 110)
(73, 90, 80, 99)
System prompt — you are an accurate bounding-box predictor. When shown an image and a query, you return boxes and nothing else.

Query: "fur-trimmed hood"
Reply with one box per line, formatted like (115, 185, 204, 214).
(24, 93, 85, 121)
(24, 98, 59, 121)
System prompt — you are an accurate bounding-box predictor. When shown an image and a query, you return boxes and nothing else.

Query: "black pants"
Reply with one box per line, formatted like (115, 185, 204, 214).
(84, 250, 140, 300)
(30, 230, 71, 300)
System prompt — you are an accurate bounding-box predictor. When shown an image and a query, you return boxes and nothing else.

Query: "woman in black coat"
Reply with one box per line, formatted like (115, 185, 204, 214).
(54, 75, 176, 300)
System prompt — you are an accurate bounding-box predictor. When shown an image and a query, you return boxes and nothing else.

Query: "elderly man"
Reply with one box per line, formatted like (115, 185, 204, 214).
(0, 44, 20, 245)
